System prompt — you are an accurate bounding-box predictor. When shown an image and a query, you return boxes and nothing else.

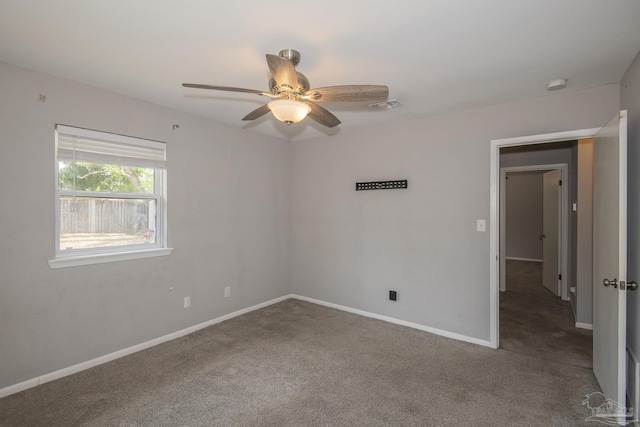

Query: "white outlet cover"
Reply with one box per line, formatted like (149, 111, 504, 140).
(184, 296, 190, 308)
(477, 219, 486, 232)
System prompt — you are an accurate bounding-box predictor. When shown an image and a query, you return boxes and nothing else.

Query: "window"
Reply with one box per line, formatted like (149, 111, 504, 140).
(50, 125, 171, 268)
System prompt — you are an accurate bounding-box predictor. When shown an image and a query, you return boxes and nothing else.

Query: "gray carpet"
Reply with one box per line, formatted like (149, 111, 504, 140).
(500, 260, 593, 370)
(1, 261, 599, 426)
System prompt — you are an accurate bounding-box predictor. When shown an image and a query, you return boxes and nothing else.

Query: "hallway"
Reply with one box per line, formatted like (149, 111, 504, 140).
(500, 259, 594, 370)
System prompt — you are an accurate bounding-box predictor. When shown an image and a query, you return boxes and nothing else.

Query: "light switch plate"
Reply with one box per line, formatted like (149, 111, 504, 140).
(477, 219, 486, 232)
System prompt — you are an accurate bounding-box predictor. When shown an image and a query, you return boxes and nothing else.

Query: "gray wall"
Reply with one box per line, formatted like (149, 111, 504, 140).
(575, 140, 594, 325)
(0, 63, 292, 389)
(505, 172, 543, 261)
(500, 143, 573, 169)
(291, 85, 619, 342)
(621, 51, 640, 362)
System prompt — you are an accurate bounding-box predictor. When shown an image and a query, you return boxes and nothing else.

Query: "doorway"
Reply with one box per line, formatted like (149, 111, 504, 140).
(542, 169, 561, 297)
(499, 164, 569, 300)
(491, 113, 631, 412)
(488, 127, 600, 348)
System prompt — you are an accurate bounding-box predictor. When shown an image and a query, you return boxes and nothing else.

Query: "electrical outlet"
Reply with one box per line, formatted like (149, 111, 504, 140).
(477, 219, 486, 232)
(389, 290, 397, 301)
(184, 296, 190, 308)
(224, 287, 230, 298)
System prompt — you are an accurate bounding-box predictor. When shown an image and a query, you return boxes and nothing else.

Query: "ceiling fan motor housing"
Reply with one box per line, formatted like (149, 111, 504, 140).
(269, 72, 310, 96)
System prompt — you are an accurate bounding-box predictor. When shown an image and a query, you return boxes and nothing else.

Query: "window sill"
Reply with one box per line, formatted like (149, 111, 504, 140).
(48, 248, 173, 269)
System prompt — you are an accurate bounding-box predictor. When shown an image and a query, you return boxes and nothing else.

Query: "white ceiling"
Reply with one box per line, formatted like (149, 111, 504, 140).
(1, 1, 639, 141)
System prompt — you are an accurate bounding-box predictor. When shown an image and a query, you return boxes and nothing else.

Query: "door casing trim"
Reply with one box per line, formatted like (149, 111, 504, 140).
(489, 128, 600, 348)
(500, 164, 569, 300)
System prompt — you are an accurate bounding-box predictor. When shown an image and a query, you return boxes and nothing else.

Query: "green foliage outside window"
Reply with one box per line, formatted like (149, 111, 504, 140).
(58, 161, 154, 193)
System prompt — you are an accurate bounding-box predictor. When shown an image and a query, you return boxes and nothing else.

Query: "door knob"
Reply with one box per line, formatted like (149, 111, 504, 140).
(540, 234, 546, 240)
(603, 278, 619, 288)
(629, 281, 638, 291)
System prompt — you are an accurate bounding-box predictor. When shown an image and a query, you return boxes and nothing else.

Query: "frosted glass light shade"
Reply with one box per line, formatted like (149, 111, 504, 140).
(268, 99, 311, 124)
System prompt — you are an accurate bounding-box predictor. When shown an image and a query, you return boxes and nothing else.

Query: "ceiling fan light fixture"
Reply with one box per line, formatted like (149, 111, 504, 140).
(268, 99, 311, 124)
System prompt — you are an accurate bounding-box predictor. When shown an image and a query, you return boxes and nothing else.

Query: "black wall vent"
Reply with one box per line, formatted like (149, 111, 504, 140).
(356, 180, 407, 191)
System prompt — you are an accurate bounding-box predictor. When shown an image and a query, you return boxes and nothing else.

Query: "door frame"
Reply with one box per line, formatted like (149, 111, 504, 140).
(489, 127, 600, 348)
(500, 164, 569, 300)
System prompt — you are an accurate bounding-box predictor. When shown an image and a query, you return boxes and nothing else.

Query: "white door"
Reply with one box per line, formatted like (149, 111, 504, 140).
(542, 170, 560, 296)
(593, 111, 628, 411)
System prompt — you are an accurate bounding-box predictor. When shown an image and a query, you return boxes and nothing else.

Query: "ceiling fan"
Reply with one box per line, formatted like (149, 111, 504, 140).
(182, 49, 389, 128)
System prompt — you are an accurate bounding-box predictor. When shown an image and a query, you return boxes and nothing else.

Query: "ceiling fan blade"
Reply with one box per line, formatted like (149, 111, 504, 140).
(304, 85, 389, 102)
(266, 54, 298, 89)
(242, 104, 271, 121)
(304, 102, 341, 128)
(182, 83, 267, 96)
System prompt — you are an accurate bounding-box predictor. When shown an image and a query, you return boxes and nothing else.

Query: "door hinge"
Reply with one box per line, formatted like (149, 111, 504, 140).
(559, 274, 562, 280)
(559, 180, 562, 186)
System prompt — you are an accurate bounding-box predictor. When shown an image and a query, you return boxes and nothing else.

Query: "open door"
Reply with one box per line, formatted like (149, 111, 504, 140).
(542, 170, 560, 296)
(593, 110, 633, 418)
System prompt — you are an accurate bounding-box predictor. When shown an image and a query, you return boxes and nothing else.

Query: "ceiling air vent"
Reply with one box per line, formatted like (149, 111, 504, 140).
(368, 99, 401, 110)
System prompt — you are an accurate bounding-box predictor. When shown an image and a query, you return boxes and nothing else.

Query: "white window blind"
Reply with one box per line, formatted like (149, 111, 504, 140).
(56, 125, 166, 169)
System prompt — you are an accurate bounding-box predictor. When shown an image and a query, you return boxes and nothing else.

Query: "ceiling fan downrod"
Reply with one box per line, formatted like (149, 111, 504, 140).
(278, 49, 301, 67)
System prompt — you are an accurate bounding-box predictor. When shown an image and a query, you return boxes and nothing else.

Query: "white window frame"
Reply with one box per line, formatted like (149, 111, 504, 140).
(49, 125, 172, 269)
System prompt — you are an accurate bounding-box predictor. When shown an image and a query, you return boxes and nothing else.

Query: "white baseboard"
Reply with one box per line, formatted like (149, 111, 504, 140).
(2, 293, 494, 399)
(290, 294, 494, 348)
(575, 322, 593, 330)
(505, 257, 543, 263)
(0, 294, 291, 399)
